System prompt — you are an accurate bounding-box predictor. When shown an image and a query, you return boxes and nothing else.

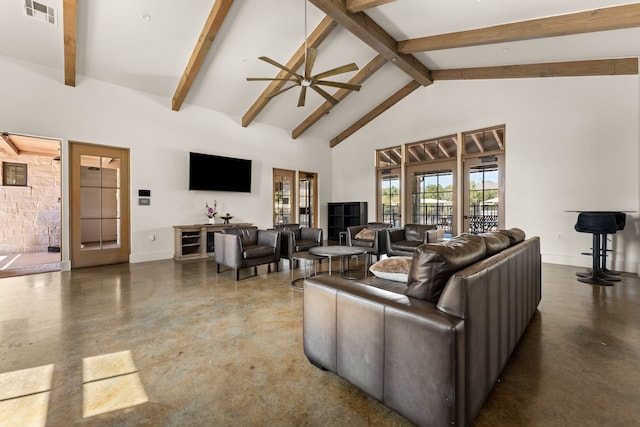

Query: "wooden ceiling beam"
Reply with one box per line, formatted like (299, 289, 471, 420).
(242, 16, 338, 127)
(330, 80, 421, 147)
(292, 54, 387, 139)
(492, 130, 504, 149)
(172, 0, 235, 111)
(346, 0, 396, 13)
(309, 0, 432, 86)
(431, 58, 638, 80)
(398, 3, 640, 53)
(63, 0, 77, 87)
(0, 134, 20, 156)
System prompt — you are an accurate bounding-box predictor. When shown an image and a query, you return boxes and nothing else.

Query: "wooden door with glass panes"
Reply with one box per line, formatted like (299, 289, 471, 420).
(70, 142, 130, 268)
(273, 168, 296, 225)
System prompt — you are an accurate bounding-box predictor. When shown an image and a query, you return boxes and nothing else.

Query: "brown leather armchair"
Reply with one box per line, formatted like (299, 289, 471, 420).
(214, 226, 280, 280)
(273, 223, 323, 267)
(346, 222, 391, 261)
(386, 224, 445, 257)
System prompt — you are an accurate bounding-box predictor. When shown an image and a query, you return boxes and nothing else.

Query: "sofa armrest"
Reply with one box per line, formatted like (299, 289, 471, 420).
(214, 232, 243, 267)
(278, 230, 295, 259)
(426, 228, 445, 243)
(257, 230, 281, 260)
(303, 275, 464, 426)
(346, 225, 366, 245)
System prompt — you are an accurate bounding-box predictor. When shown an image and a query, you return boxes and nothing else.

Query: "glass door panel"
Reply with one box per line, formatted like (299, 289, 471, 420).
(298, 172, 317, 228)
(410, 169, 454, 237)
(273, 169, 295, 225)
(378, 169, 400, 227)
(79, 155, 121, 250)
(463, 156, 504, 233)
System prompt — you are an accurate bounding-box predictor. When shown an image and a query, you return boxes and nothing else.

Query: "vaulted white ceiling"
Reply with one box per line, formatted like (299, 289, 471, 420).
(1, 0, 639, 143)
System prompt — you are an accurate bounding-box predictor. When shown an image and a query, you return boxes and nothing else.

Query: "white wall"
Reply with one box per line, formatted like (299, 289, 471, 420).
(331, 75, 640, 273)
(2, 52, 639, 273)
(0, 55, 332, 267)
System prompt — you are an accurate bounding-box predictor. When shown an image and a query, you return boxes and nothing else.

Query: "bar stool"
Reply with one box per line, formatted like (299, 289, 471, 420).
(601, 212, 626, 276)
(574, 212, 619, 286)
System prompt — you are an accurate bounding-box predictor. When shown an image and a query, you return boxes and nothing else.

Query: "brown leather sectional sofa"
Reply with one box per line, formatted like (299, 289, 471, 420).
(303, 229, 541, 427)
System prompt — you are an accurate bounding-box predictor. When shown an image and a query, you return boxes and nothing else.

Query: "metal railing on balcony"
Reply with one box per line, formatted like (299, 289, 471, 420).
(411, 202, 453, 236)
(467, 204, 499, 234)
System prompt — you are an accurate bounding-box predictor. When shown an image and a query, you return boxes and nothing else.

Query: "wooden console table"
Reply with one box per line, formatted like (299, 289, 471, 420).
(173, 223, 252, 260)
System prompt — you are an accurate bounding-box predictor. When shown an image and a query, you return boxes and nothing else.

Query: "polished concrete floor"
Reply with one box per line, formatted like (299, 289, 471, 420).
(0, 259, 638, 426)
(0, 252, 60, 278)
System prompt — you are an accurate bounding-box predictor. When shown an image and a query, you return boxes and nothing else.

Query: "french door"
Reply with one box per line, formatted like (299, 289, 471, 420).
(298, 172, 317, 228)
(407, 163, 456, 237)
(378, 168, 401, 227)
(70, 142, 130, 268)
(463, 155, 504, 233)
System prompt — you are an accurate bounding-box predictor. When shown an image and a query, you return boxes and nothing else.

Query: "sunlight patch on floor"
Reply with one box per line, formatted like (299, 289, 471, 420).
(82, 350, 148, 418)
(0, 364, 54, 427)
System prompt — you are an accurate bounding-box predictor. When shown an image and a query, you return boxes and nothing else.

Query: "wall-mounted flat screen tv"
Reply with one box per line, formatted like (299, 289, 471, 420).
(189, 152, 252, 193)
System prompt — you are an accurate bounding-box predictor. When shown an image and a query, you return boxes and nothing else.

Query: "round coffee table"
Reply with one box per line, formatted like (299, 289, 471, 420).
(290, 251, 326, 290)
(309, 246, 369, 279)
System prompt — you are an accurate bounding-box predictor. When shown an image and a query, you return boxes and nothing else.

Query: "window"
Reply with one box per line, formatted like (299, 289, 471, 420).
(406, 135, 457, 163)
(375, 125, 505, 236)
(376, 147, 401, 226)
(2, 162, 28, 186)
(410, 169, 454, 236)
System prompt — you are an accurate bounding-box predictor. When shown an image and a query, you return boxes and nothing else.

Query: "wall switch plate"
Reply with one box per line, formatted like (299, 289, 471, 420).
(139, 198, 150, 206)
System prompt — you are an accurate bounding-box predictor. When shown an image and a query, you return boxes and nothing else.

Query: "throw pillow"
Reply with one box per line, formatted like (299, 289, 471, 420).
(405, 234, 487, 302)
(355, 228, 376, 241)
(369, 256, 412, 282)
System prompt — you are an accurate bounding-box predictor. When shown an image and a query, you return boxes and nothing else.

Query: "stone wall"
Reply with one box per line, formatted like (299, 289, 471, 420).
(0, 155, 61, 254)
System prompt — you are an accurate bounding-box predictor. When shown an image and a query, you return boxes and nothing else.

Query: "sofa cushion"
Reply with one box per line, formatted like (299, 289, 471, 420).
(355, 228, 376, 241)
(405, 234, 487, 302)
(369, 256, 412, 282)
(295, 239, 318, 252)
(404, 224, 435, 242)
(480, 231, 511, 256)
(243, 244, 274, 259)
(390, 240, 422, 252)
(496, 228, 526, 246)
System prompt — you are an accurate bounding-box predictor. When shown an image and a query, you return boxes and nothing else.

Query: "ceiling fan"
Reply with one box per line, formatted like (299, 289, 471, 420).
(247, 47, 361, 107)
(246, 1, 361, 107)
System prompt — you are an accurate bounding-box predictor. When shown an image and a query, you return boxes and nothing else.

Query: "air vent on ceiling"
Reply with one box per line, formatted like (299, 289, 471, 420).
(24, 0, 57, 26)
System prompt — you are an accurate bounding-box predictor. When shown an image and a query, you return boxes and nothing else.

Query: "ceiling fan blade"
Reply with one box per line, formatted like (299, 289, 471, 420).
(265, 82, 301, 99)
(312, 63, 359, 80)
(304, 47, 318, 79)
(246, 77, 299, 82)
(310, 85, 339, 105)
(258, 56, 302, 78)
(297, 86, 307, 107)
(315, 80, 361, 91)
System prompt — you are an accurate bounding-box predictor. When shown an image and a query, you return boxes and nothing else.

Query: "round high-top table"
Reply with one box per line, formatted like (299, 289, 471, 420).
(309, 246, 369, 279)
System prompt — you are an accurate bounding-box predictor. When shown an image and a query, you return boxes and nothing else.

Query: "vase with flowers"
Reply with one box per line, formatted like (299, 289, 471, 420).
(205, 201, 218, 224)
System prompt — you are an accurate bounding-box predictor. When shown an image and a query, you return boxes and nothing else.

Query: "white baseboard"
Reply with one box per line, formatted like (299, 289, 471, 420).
(129, 250, 173, 264)
(543, 252, 638, 275)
